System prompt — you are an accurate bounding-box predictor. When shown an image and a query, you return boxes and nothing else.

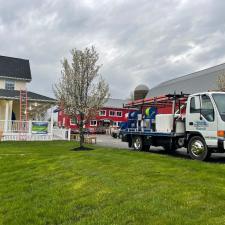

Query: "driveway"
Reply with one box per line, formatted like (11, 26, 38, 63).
(96, 134, 128, 149)
(96, 134, 225, 162)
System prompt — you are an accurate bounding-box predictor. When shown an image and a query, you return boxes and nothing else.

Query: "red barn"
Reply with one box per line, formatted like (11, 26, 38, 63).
(58, 98, 135, 133)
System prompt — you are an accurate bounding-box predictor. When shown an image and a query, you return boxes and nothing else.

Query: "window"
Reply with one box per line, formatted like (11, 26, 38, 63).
(109, 111, 115, 116)
(116, 111, 122, 117)
(201, 95, 214, 122)
(99, 110, 106, 116)
(90, 120, 97, 126)
(190, 97, 200, 113)
(5, 80, 15, 90)
(70, 117, 77, 125)
(213, 94, 225, 121)
(112, 121, 122, 127)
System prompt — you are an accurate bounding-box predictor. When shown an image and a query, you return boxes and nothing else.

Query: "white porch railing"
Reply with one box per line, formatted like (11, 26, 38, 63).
(0, 120, 30, 133)
(0, 120, 70, 141)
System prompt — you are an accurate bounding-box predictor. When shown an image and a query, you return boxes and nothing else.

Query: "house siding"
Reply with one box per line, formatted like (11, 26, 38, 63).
(0, 79, 27, 90)
(15, 81, 27, 90)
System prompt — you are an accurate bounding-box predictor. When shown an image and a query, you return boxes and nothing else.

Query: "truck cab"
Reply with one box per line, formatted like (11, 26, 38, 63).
(185, 92, 225, 160)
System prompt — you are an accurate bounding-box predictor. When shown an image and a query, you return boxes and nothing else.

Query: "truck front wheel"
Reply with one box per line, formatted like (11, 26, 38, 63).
(133, 136, 143, 151)
(188, 136, 211, 161)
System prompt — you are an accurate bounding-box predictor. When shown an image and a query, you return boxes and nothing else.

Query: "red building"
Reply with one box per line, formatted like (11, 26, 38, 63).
(58, 98, 135, 133)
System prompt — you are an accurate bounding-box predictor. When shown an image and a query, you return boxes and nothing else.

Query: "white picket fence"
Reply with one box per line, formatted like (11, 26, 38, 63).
(0, 120, 70, 141)
(52, 128, 71, 141)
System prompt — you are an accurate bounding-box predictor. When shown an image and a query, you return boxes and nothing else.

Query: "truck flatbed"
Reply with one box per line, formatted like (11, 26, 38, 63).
(122, 128, 185, 137)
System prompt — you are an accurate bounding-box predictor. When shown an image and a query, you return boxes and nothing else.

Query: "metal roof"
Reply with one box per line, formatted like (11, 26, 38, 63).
(146, 63, 225, 98)
(103, 98, 129, 108)
(0, 55, 32, 81)
(0, 89, 56, 103)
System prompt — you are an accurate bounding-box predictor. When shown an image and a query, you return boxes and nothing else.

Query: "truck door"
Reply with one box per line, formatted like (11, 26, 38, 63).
(186, 94, 217, 147)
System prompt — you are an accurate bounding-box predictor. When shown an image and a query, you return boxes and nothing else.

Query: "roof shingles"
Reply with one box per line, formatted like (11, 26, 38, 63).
(0, 55, 31, 81)
(0, 89, 56, 103)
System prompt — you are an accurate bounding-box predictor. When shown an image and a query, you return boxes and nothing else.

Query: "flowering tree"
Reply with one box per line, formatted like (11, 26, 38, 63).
(54, 46, 109, 149)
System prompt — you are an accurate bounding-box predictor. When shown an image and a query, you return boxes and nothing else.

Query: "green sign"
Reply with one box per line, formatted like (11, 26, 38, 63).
(32, 122, 48, 134)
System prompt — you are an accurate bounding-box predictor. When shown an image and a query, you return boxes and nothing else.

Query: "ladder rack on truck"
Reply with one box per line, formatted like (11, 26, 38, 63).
(122, 91, 225, 161)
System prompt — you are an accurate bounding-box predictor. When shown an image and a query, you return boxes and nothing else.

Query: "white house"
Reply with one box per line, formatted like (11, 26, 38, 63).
(0, 55, 58, 140)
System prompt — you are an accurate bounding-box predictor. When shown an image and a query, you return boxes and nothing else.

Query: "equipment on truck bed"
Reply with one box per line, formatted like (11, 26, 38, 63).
(121, 91, 225, 161)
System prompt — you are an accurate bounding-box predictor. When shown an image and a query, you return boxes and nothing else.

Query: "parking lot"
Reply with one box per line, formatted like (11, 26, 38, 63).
(96, 134, 225, 162)
(96, 134, 128, 149)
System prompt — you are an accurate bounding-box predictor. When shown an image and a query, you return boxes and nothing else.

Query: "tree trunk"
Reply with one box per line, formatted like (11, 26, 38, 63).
(79, 113, 85, 149)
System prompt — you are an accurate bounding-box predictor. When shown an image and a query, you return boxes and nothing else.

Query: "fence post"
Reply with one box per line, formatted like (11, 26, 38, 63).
(29, 120, 32, 140)
(68, 128, 71, 141)
(50, 107, 54, 140)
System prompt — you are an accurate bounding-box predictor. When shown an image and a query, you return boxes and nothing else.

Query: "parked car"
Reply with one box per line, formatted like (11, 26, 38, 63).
(111, 126, 120, 138)
(71, 128, 93, 135)
(111, 122, 128, 139)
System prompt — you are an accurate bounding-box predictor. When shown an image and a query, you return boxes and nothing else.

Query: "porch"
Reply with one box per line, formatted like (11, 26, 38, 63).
(0, 90, 70, 141)
(0, 120, 70, 141)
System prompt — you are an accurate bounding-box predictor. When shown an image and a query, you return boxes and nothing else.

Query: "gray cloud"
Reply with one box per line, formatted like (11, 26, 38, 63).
(0, 0, 225, 99)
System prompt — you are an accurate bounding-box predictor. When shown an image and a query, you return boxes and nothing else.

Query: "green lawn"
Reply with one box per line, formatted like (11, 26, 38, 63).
(1, 141, 225, 225)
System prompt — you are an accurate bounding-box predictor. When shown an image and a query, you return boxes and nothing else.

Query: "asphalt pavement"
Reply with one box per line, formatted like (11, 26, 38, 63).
(96, 134, 225, 163)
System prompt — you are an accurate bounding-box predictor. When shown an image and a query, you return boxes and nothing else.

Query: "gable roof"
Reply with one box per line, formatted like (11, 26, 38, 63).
(146, 62, 225, 98)
(0, 55, 32, 81)
(0, 89, 56, 103)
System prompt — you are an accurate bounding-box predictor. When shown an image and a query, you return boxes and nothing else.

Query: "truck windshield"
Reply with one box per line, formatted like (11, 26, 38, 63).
(212, 94, 225, 121)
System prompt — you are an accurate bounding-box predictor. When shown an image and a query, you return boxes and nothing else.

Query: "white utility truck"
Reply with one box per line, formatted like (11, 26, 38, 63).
(122, 92, 225, 161)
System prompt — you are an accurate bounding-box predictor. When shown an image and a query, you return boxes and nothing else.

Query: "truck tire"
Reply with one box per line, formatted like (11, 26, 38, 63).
(133, 136, 143, 151)
(188, 136, 211, 161)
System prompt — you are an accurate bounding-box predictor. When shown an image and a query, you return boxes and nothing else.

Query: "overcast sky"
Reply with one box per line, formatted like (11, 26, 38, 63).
(0, 0, 225, 99)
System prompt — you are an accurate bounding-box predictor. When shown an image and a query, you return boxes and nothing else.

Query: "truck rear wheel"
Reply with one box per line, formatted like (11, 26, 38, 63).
(133, 136, 143, 151)
(188, 136, 211, 161)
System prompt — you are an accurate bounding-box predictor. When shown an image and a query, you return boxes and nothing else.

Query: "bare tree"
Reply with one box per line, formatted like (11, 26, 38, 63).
(54, 46, 110, 149)
(217, 72, 225, 91)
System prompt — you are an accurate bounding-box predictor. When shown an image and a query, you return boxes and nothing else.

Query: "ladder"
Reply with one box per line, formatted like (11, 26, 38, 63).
(19, 90, 28, 140)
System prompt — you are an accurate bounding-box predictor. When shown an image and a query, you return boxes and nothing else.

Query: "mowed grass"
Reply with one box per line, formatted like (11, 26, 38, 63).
(1, 142, 225, 225)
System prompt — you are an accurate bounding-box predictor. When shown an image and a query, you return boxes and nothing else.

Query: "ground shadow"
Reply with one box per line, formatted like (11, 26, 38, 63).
(148, 148, 190, 160)
(147, 148, 225, 164)
(71, 146, 94, 151)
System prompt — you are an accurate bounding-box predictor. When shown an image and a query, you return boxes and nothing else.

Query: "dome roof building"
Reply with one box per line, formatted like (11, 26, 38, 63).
(134, 84, 149, 100)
